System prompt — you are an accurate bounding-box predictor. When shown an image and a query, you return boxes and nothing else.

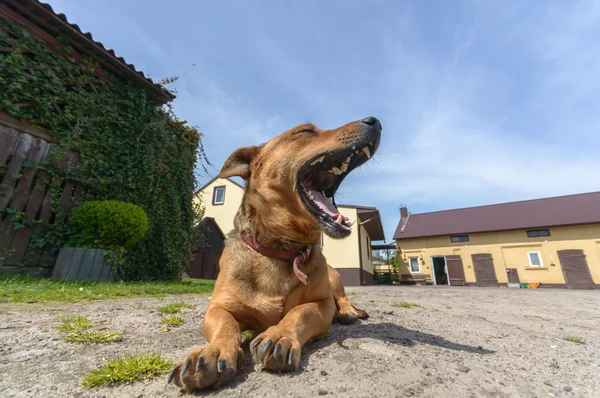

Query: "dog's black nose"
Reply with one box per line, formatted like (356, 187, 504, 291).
(361, 116, 377, 126)
(360, 116, 381, 130)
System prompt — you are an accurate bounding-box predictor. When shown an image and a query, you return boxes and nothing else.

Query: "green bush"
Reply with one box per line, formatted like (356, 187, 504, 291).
(69, 201, 149, 248)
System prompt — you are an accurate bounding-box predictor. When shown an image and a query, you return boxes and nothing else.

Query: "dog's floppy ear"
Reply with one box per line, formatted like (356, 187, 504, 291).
(219, 145, 262, 180)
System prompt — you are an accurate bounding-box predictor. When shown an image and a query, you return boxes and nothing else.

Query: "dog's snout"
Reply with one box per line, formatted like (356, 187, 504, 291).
(360, 116, 382, 131)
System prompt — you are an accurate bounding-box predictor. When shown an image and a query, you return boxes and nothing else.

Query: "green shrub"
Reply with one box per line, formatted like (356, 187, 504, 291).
(69, 201, 149, 248)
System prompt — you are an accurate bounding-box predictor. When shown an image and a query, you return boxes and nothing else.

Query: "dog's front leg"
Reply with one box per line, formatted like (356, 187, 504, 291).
(249, 297, 335, 372)
(169, 306, 242, 392)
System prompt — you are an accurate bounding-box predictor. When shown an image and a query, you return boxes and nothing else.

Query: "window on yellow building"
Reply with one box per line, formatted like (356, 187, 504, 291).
(527, 229, 550, 237)
(527, 251, 543, 267)
(213, 186, 225, 205)
(450, 235, 469, 242)
(409, 257, 420, 273)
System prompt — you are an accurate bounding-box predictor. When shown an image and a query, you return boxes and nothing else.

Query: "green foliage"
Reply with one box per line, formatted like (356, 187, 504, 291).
(82, 352, 174, 388)
(57, 314, 122, 344)
(156, 300, 195, 314)
(390, 254, 398, 269)
(0, 21, 210, 279)
(69, 200, 149, 248)
(160, 314, 185, 327)
(392, 301, 425, 309)
(563, 335, 586, 345)
(0, 274, 215, 303)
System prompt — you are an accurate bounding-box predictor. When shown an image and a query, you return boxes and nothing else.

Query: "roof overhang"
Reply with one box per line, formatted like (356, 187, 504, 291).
(353, 207, 386, 242)
(1, 0, 174, 104)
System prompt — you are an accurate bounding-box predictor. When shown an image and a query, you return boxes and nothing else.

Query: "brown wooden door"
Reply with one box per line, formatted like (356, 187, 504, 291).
(445, 255, 466, 286)
(506, 268, 520, 284)
(471, 253, 498, 287)
(557, 250, 596, 289)
(187, 250, 221, 280)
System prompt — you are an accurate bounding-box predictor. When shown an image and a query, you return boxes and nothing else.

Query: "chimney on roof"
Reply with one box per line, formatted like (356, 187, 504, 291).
(400, 206, 408, 218)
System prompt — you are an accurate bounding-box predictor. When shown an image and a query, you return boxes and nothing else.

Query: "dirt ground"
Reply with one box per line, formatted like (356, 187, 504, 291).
(1, 286, 599, 398)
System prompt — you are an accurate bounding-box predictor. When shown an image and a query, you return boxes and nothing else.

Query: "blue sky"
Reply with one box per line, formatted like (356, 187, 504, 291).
(47, 0, 600, 242)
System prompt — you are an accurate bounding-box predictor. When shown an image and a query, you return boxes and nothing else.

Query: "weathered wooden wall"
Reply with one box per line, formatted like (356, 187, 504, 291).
(0, 112, 86, 273)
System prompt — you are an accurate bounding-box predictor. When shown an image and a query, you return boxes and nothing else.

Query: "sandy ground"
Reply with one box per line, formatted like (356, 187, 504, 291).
(1, 285, 599, 398)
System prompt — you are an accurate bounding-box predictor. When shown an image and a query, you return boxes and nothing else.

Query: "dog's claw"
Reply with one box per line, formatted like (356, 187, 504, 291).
(258, 339, 273, 361)
(195, 356, 204, 373)
(251, 337, 263, 349)
(181, 358, 191, 375)
(167, 365, 179, 384)
(273, 343, 282, 360)
(287, 350, 295, 366)
(217, 359, 225, 373)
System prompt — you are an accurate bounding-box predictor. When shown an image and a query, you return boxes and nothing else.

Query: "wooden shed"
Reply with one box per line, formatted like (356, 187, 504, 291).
(186, 218, 225, 280)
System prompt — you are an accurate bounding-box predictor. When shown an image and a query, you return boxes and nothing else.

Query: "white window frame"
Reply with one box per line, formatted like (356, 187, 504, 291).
(213, 186, 225, 205)
(409, 257, 420, 273)
(527, 251, 543, 267)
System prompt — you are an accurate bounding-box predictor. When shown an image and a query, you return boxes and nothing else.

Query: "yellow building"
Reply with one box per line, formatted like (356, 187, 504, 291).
(194, 177, 385, 285)
(195, 176, 246, 236)
(393, 192, 600, 289)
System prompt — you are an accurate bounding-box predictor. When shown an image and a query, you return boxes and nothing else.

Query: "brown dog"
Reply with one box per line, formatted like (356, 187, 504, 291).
(169, 116, 382, 392)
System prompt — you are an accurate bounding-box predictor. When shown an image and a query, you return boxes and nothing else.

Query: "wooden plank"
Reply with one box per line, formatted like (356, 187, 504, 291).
(8, 138, 49, 211)
(0, 5, 60, 45)
(23, 145, 55, 222)
(0, 125, 20, 165)
(38, 149, 71, 224)
(0, 132, 34, 209)
(57, 152, 79, 217)
(8, 139, 52, 264)
(0, 112, 54, 142)
(1, 3, 112, 82)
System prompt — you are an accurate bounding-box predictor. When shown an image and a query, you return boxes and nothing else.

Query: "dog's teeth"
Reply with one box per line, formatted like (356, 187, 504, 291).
(310, 156, 325, 166)
(352, 145, 356, 150)
(347, 218, 356, 227)
(362, 146, 371, 159)
(326, 197, 333, 204)
(335, 215, 343, 224)
(340, 162, 348, 173)
(345, 155, 352, 163)
(331, 167, 342, 175)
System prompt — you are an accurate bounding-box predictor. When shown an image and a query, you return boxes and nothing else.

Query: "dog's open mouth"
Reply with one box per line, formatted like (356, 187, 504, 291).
(298, 142, 374, 235)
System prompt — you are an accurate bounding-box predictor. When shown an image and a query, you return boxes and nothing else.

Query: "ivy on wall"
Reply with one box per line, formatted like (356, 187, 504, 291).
(0, 22, 209, 280)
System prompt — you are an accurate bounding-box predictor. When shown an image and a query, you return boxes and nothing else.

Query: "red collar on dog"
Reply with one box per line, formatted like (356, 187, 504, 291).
(240, 231, 312, 285)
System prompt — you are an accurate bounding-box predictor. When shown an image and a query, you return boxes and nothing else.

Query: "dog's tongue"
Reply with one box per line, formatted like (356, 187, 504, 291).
(308, 190, 348, 221)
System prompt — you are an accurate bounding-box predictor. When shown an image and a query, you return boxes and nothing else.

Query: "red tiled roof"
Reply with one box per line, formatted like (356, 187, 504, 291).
(393, 191, 600, 240)
(1, 0, 174, 104)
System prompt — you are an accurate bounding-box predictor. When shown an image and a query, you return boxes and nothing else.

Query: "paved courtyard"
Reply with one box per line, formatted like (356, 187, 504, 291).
(1, 285, 599, 397)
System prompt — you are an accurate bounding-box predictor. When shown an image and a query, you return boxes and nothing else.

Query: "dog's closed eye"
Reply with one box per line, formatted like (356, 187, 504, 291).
(294, 129, 317, 135)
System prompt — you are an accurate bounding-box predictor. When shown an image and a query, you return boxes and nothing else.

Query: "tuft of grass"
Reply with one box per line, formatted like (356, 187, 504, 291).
(392, 301, 426, 309)
(563, 335, 586, 345)
(241, 329, 258, 347)
(156, 301, 195, 314)
(58, 315, 122, 344)
(0, 274, 215, 303)
(346, 291, 357, 296)
(82, 352, 174, 388)
(161, 314, 185, 327)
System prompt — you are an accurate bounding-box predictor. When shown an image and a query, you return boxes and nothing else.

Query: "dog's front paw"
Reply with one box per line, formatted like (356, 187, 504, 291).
(337, 301, 369, 325)
(250, 327, 301, 372)
(168, 345, 243, 392)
